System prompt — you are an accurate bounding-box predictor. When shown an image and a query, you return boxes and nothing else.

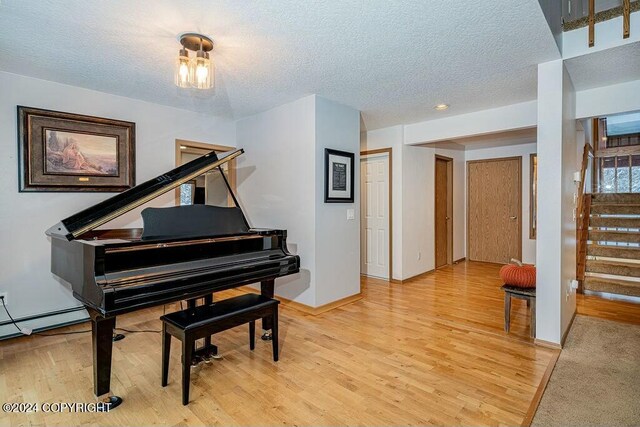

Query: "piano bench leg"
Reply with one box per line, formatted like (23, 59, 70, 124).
(249, 320, 255, 350)
(161, 324, 170, 387)
(182, 335, 193, 406)
(272, 308, 279, 362)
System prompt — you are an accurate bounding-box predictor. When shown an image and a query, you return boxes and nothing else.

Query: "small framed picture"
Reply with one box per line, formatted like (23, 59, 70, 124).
(17, 106, 135, 192)
(324, 148, 354, 203)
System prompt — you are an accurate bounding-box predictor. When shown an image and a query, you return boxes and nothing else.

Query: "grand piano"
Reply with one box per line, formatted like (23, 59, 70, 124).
(46, 148, 300, 400)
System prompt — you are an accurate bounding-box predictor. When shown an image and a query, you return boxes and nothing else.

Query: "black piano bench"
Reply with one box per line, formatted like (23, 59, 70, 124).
(160, 293, 280, 405)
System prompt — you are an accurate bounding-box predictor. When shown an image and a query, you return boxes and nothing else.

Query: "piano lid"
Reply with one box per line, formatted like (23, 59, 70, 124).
(46, 148, 244, 241)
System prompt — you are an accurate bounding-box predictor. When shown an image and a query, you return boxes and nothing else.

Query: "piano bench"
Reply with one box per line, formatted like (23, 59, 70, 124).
(160, 293, 280, 405)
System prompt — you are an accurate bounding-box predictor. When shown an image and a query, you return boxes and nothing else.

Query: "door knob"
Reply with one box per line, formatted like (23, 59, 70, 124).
(445, 216, 450, 220)
(509, 216, 517, 220)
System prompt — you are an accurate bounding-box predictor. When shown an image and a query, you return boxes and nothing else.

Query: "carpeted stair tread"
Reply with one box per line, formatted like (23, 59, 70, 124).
(591, 204, 640, 215)
(589, 230, 640, 243)
(583, 276, 640, 297)
(591, 193, 640, 204)
(589, 216, 640, 228)
(588, 244, 640, 260)
(586, 259, 640, 277)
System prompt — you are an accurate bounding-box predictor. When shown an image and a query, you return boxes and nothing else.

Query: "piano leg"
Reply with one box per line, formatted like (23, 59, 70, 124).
(90, 311, 115, 397)
(260, 279, 275, 340)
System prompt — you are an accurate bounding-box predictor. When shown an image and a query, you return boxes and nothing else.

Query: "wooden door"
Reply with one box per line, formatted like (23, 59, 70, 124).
(435, 157, 452, 268)
(360, 154, 390, 279)
(467, 157, 521, 264)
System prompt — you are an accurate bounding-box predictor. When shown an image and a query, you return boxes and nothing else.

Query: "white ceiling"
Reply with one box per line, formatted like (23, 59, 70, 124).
(564, 42, 640, 91)
(422, 127, 538, 150)
(0, 0, 560, 130)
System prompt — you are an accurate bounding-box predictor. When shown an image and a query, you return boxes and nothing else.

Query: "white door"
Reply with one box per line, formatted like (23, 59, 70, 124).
(360, 153, 390, 279)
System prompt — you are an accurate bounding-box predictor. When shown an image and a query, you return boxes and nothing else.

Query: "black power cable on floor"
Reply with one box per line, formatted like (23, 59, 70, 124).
(1, 296, 160, 337)
(1, 296, 24, 334)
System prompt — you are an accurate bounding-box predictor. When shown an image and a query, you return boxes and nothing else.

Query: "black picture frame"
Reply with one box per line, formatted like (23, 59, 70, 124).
(324, 148, 355, 203)
(17, 106, 136, 192)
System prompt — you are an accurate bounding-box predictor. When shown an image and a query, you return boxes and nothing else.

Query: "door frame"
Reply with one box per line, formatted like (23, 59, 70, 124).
(174, 139, 237, 206)
(466, 156, 522, 263)
(434, 155, 454, 268)
(360, 148, 393, 281)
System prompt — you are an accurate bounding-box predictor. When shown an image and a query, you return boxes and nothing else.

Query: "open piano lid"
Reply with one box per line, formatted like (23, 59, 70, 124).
(46, 148, 244, 241)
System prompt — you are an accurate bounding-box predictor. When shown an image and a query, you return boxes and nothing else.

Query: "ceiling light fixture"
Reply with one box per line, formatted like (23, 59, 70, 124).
(175, 33, 214, 90)
(434, 104, 449, 111)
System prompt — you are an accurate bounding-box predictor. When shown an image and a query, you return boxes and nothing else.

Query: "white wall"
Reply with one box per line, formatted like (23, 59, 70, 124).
(537, 0, 563, 51)
(536, 60, 578, 344)
(536, 60, 563, 344)
(401, 145, 436, 278)
(0, 71, 236, 338)
(362, 128, 440, 280)
(237, 95, 360, 307)
(363, 124, 538, 280)
(236, 95, 317, 306)
(404, 101, 537, 145)
(361, 126, 404, 280)
(575, 79, 640, 120)
(561, 65, 578, 338)
(465, 143, 538, 264)
(314, 96, 361, 306)
(563, 11, 640, 58)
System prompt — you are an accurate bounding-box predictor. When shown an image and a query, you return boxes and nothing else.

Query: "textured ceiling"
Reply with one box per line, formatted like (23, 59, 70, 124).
(0, 0, 560, 130)
(564, 42, 640, 91)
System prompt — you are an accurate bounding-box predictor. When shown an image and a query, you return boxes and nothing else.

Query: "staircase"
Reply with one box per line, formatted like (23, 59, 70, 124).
(584, 193, 640, 299)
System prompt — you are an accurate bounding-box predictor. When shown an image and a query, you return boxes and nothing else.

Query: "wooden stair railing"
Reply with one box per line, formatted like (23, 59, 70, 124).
(576, 143, 595, 290)
(624, 0, 631, 39)
(587, 0, 633, 47)
(576, 195, 592, 290)
(589, 0, 595, 47)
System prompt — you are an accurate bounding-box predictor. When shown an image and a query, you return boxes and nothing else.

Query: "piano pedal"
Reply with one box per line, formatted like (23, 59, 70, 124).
(261, 330, 273, 341)
(98, 395, 123, 411)
(112, 333, 125, 342)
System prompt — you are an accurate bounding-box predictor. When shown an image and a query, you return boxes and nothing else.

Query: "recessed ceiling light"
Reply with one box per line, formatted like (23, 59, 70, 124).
(434, 104, 449, 111)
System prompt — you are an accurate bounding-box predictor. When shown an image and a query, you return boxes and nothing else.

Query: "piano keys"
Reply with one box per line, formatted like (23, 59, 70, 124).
(47, 148, 300, 398)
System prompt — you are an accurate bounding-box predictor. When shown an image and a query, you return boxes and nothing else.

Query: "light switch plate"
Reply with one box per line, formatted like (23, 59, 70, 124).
(347, 209, 355, 220)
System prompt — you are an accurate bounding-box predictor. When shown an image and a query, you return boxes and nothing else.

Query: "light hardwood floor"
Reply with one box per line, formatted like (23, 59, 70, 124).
(577, 293, 640, 325)
(2, 261, 629, 426)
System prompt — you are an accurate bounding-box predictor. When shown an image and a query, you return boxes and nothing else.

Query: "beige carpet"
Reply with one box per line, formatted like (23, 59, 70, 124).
(532, 315, 640, 426)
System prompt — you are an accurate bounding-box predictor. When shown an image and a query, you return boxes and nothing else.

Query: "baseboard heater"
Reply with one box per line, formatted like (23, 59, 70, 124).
(0, 305, 88, 340)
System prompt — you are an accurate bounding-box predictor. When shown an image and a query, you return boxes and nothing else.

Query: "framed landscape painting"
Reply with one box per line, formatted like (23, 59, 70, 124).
(324, 148, 354, 203)
(18, 106, 135, 192)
